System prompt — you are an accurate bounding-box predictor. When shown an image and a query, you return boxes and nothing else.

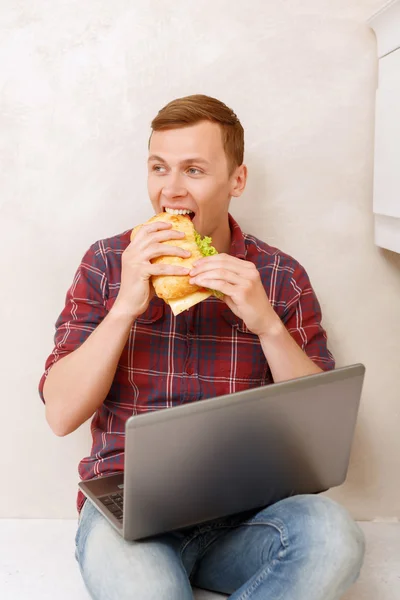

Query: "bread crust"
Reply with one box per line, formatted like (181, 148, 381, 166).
(130, 213, 207, 300)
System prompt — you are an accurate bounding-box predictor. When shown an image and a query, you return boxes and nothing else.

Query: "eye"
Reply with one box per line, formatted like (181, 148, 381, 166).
(187, 167, 202, 176)
(152, 165, 166, 173)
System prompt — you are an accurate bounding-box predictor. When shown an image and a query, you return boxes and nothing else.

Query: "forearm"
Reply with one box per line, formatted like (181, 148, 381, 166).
(259, 318, 322, 384)
(44, 307, 137, 436)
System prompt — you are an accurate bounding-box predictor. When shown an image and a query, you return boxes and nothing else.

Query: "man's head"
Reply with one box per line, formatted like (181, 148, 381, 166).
(147, 94, 247, 248)
(150, 94, 244, 175)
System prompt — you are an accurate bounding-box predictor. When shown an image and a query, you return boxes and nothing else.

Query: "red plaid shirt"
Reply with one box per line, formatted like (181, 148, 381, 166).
(39, 214, 334, 513)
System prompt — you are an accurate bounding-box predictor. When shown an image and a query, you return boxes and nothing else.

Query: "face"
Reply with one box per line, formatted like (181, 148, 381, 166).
(147, 121, 247, 250)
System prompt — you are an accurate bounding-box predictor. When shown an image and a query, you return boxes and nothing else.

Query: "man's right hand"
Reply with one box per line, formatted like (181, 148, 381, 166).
(111, 221, 191, 319)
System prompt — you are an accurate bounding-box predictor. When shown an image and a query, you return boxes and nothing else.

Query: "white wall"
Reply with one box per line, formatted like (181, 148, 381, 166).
(1, 0, 398, 520)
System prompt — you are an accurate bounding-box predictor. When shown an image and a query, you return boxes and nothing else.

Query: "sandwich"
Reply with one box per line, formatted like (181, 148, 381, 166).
(130, 212, 220, 315)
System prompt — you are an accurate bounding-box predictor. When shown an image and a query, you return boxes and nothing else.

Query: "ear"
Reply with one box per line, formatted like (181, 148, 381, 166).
(230, 164, 248, 198)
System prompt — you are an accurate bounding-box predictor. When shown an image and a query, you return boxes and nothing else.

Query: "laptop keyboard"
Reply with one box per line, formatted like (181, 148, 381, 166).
(99, 492, 124, 522)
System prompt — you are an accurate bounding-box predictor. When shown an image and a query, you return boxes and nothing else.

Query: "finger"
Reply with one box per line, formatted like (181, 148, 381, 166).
(147, 264, 191, 277)
(190, 263, 255, 281)
(144, 244, 191, 261)
(131, 221, 172, 242)
(190, 278, 236, 297)
(139, 230, 186, 247)
(191, 256, 255, 274)
(132, 221, 186, 245)
(133, 231, 186, 255)
(141, 221, 173, 234)
(190, 269, 243, 287)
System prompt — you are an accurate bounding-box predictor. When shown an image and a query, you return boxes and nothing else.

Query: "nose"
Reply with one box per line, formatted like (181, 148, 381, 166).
(162, 172, 187, 200)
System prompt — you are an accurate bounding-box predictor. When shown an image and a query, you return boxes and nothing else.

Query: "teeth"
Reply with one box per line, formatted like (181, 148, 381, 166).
(165, 207, 194, 216)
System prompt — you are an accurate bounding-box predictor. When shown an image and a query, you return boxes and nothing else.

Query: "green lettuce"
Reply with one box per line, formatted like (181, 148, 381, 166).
(194, 231, 224, 299)
(194, 231, 218, 257)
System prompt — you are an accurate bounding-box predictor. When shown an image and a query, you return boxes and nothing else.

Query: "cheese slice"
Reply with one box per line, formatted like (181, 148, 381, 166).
(167, 290, 213, 316)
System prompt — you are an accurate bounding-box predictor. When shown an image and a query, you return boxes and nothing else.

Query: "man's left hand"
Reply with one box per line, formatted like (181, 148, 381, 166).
(189, 254, 282, 337)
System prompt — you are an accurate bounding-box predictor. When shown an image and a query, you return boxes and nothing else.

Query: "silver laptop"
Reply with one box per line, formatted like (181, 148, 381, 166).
(79, 363, 365, 541)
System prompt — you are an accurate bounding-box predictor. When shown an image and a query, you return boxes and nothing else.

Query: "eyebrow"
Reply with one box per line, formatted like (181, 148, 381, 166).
(147, 155, 211, 166)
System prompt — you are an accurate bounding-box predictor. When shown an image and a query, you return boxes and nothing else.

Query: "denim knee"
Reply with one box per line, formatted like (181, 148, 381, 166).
(280, 495, 364, 582)
(75, 501, 193, 600)
(310, 496, 365, 584)
(253, 495, 365, 585)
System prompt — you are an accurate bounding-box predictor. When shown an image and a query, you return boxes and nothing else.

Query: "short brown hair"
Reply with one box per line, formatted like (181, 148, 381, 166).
(150, 94, 244, 174)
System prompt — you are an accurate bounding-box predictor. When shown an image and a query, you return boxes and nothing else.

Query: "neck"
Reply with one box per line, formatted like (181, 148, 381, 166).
(211, 216, 232, 254)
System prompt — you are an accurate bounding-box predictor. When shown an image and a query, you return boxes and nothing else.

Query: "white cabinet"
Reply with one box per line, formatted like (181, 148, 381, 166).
(369, 0, 400, 253)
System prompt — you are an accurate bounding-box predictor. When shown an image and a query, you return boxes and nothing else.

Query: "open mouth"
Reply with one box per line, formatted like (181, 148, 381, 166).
(164, 207, 195, 220)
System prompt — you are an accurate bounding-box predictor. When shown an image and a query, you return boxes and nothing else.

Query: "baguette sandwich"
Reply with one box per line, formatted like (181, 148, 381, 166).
(130, 212, 220, 315)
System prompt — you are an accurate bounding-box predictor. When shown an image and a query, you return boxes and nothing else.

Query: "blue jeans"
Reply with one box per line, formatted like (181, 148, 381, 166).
(75, 494, 365, 599)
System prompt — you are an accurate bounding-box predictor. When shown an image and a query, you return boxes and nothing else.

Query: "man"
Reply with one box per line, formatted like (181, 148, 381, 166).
(39, 94, 365, 600)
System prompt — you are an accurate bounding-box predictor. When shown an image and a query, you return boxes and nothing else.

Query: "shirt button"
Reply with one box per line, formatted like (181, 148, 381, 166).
(186, 366, 194, 375)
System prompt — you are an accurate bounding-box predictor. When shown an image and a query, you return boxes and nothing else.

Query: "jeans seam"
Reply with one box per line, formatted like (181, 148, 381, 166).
(180, 531, 199, 579)
(236, 558, 282, 600)
(244, 520, 289, 550)
(75, 499, 91, 557)
(218, 521, 288, 576)
(199, 524, 240, 556)
(179, 521, 233, 556)
(190, 520, 288, 589)
(230, 520, 291, 598)
(180, 523, 240, 580)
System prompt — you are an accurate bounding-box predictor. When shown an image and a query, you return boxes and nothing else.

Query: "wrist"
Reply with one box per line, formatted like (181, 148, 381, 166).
(257, 315, 286, 341)
(108, 302, 140, 324)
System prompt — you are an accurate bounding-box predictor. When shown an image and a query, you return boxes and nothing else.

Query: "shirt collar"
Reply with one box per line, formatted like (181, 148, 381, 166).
(228, 213, 247, 259)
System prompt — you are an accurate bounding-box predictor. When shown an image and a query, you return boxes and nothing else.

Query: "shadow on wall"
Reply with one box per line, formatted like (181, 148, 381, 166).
(230, 153, 278, 244)
(380, 248, 400, 272)
(234, 154, 388, 516)
(329, 406, 377, 500)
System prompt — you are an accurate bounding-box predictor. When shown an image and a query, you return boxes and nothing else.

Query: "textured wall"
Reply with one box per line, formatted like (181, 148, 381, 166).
(1, 0, 399, 519)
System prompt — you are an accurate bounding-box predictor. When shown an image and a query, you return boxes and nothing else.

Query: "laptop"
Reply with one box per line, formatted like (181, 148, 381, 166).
(79, 363, 365, 541)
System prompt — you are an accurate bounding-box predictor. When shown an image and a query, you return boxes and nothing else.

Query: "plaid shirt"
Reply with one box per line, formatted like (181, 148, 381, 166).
(39, 214, 334, 513)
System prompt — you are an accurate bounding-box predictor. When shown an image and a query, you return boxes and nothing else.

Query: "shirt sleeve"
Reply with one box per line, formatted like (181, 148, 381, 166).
(38, 241, 108, 403)
(281, 262, 335, 371)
